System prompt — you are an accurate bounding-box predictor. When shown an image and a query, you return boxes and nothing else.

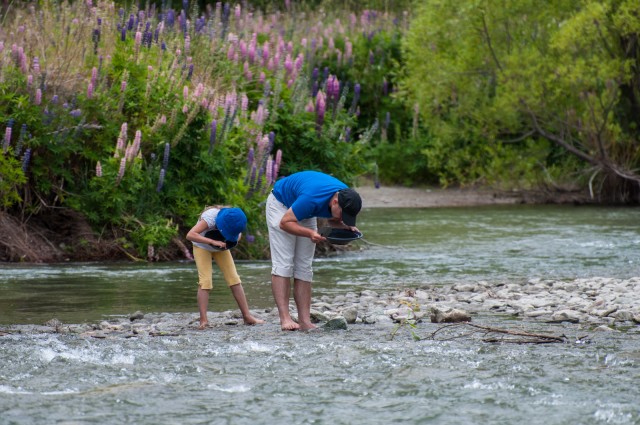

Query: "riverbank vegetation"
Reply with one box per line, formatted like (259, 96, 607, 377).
(1, 0, 638, 262)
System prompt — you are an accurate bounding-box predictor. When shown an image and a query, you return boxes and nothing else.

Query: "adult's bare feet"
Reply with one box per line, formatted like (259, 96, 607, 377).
(244, 315, 266, 325)
(198, 321, 209, 330)
(299, 322, 317, 331)
(280, 318, 301, 331)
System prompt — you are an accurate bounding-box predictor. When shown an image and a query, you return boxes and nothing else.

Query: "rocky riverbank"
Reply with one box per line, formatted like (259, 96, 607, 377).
(3, 276, 638, 337)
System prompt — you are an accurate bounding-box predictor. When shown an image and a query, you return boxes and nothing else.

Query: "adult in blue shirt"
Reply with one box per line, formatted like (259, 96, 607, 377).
(266, 170, 362, 330)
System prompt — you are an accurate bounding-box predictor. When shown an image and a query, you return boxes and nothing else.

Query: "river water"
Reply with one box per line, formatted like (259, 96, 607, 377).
(1, 205, 639, 424)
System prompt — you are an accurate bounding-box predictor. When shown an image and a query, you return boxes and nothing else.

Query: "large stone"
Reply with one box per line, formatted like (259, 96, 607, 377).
(430, 307, 471, 323)
(323, 317, 348, 331)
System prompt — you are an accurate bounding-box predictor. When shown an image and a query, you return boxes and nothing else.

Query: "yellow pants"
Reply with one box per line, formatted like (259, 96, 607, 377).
(193, 246, 241, 290)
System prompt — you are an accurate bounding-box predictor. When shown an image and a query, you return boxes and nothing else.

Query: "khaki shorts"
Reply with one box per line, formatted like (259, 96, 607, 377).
(193, 245, 241, 290)
(266, 193, 316, 282)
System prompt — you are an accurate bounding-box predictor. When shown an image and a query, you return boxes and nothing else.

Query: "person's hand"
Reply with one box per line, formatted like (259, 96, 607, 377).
(310, 231, 326, 244)
(209, 239, 227, 249)
(349, 226, 360, 233)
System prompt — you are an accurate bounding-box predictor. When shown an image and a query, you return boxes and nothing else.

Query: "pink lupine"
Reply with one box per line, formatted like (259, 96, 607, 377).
(135, 31, 142, 47)
(0, 41, 4, 53)
(259, 72, 266, 84)
(87, 82, 93, 99)
(182, 104, 188, 114)
(265, 156, 273, 185)
(120, 80, 127, 92)
(35, 88, 42, 105)
(244, 61, 252, 80)
(248, 34, 257, 63)
(235, 4, 241, 20)
(227, 44, 235, 61)
(194, 83, 204, 99)
(120, 123, 128, 139)
(96, 161, 102, 177)
(315, 90, 326, 127)
(305, 99, 315, 113)
(183, 86, 189, 100)
(91, 66, 98, 86)
(116, 157, 126, 183)
(239, 40, 247, 58)
(27, 75, 33, 87)
(184, 34, 190, 53)
(284, 54, 293, 76)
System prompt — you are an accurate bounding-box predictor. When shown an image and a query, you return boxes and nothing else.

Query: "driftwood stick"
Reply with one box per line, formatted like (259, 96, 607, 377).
(464, 323, 566, 342)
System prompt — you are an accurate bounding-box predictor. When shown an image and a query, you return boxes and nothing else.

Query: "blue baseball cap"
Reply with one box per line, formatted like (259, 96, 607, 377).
(216, 208, 247, 242)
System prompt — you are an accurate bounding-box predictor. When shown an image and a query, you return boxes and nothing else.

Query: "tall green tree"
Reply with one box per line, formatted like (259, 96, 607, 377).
(403, 0, 640, 201)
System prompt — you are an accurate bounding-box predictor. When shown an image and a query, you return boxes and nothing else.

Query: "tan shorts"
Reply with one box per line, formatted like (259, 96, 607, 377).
(193, 245, 241, 290)
(266, 193, 316, 282)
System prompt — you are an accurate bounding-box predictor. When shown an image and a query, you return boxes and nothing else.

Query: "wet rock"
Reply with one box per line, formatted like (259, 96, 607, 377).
(310, 309, 331, 323)
(323, 317, 347, 331)
(430, 307, 471, 323)
(129, 311, 145, 321)
(340, 307, 358, 324)
(550, 310, 581, 323)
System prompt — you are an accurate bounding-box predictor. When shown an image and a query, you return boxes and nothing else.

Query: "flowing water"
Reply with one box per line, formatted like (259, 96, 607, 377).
(1, 204, 639, 424)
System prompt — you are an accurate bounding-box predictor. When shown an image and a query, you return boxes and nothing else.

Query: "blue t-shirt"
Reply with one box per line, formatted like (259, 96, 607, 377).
(272, 171, 348, 221)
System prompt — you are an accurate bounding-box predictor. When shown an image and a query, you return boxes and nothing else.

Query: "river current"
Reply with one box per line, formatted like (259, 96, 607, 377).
(1, 204, 639, 424)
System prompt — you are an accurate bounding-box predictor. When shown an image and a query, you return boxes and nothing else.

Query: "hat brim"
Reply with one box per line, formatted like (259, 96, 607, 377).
(342, 212, 357, 227)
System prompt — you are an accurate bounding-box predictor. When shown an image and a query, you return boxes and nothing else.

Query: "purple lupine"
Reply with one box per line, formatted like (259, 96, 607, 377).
(247, 147, 254, 169)
(121, 27, 127, 42)
(52, 95, 59, 104)
(187, 63, 194, 80)
(369, 50, 375, 65)
(127, 14, 135, 30)
(70, 109, 82, 118)
(32, 56, 40, 74)
(3, 126, 12, 152)
(162, 143, 170, 169)
(350, 83, 360, 114)
(156, 168, 166, 192)
(208, 120, 217, 153)
(21, 148, 31, 172)
(96, 161, 102, 177)
(15, 123, 26, 156)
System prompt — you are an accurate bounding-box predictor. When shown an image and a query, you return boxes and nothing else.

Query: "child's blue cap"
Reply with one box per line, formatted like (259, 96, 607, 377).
(216, 208, 247, 242)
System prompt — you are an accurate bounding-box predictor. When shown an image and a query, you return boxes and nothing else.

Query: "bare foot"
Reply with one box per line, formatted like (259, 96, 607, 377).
(280, 318, 300, 331)
(198, 321, 208, 330)
(243, 316, 266, 325)
(299, 322, 317, 331)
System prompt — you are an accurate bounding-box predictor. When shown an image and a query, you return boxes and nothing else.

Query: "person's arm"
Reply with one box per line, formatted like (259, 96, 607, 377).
(186, 219, 227, 249)
(279, 208, 326, 243)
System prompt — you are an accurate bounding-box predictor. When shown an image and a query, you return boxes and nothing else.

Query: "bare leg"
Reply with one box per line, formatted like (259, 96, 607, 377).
(230, 283, 265, 325)
(197, 288, 210, 330)
(293, 278, 316, 331)
(272, 275, 300, 331)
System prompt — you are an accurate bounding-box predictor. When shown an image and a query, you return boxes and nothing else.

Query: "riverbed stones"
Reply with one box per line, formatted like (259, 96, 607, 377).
(430, 307, 472, 323)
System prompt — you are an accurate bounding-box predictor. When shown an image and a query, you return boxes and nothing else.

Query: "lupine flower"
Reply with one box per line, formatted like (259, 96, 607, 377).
(350, 83, 361, 113)
(120, 122, 128, 139)
(96, 161, 102, 177)
(116, 157, 126, 183)
(162, 143, 170, 169)
(156, 168, 166, 192)
(135, 31, 142, 47)
(27, 75, 33, 87)
(247, 147, 254, 169)
(15, 124, 26, 156)
(34, 89, 42, 105)
(183, 86, 189, 100)
(187, 63, 194, 80)
(33, 57, 40, 74)
(86, 83, 93, 99)
(315, 90, 326, 128)
(246, 234, 255, 243)
(120, 80, 127, 92)
(121, 27, 127, 41)
(3, 126, 12, 152)
(70, 109, 82, 118)
(21, 148, 31, 172)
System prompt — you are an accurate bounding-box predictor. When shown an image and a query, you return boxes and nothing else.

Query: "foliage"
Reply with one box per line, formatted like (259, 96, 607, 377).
(0, 0, 407, 260)
(403, 0, 640, 199)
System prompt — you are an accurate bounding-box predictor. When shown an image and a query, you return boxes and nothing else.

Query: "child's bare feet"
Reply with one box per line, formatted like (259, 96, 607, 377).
(198, 321, 208, 330)
(243, 315, 265, 325)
